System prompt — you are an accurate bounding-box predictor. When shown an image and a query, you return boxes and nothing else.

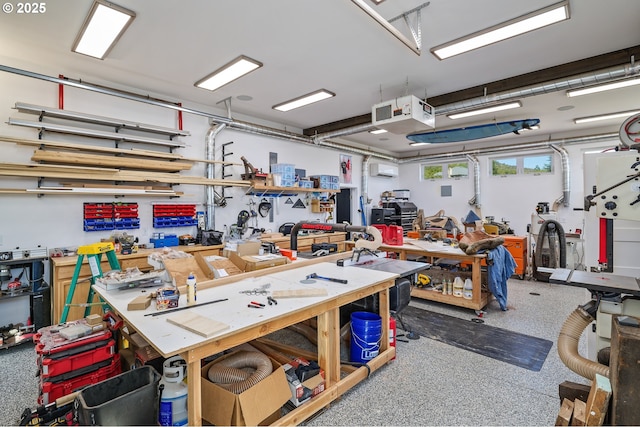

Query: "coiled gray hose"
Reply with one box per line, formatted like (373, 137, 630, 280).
(207, 351, 273, 394)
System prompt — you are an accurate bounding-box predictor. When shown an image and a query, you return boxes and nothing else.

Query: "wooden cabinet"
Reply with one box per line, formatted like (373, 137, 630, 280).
(50, 245, 222, 323)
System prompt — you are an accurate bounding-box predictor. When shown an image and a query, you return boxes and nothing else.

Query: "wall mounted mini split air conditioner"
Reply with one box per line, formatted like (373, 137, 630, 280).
(370, 163, 399, 177)
(372, 95, 435, 134)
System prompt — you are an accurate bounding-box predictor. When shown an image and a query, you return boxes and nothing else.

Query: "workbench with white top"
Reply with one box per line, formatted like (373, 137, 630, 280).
(93, 260, 398, 426)
(346, 238, 490, 310)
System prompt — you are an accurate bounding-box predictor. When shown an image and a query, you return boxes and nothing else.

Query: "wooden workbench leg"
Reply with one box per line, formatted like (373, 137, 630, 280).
(378, 287, 390, 353)
(472, 258, 481, 308)
(317, 308, 340, 386)
(183, 351, 203, 426)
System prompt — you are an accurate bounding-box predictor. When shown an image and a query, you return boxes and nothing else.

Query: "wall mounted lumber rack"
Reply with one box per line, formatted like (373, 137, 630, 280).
(0, 135, 241, 166)
(14, 102, 191, 138)
(8, 118, 186, 148)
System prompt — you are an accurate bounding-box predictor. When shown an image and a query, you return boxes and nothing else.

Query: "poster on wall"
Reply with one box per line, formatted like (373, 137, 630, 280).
(340, 154, 352, 184)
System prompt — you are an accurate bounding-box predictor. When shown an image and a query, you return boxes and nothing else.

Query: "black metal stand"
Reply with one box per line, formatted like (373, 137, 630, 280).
(393, 310, 420, 340)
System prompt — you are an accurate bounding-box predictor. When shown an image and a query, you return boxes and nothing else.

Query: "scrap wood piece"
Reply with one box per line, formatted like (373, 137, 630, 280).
(556, 398, 575, 426)
(584, 373, 612, 427)
(166, 312, 230, 337)
(271, 288, 328, 298)
(571, 399, 586, 426)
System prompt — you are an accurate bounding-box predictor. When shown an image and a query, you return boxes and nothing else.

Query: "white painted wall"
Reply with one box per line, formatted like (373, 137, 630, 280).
(0, 70, 371, 254)
(397, 138, 625, 272)
(0, 68, 634, 278)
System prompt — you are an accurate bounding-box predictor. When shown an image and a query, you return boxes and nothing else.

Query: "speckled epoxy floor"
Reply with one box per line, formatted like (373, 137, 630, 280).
(303, 278, 591, 426)
(0, 277, 592, 426)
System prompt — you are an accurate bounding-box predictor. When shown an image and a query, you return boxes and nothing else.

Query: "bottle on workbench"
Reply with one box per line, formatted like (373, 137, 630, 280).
(447, 279, 453, 295)
(463, 278, 473, 300)
(453, 277, 463, 297)
(186, 273, 196, 306)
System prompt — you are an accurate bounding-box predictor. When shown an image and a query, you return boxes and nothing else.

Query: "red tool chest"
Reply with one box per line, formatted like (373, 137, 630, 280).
(35, 321, 121, 405)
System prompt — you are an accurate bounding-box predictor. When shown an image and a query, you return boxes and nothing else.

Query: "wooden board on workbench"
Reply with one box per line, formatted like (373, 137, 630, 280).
(166, 312, 230, 337)
(272, 288, 328, 298)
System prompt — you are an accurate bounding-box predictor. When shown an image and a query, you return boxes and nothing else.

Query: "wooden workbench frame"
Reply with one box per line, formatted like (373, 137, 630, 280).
(93, 259, 397, 426)
(346, 240, 490, 311)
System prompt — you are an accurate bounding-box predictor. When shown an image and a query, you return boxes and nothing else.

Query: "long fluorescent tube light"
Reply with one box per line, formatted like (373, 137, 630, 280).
(195, 55, 263, 92)
(574, 110, 640, 124)
(431, 0, 569, 60)
(567, 78, 640, 98)
(72, 0, 136, 59)
(273, 89, 335, 112)
(447, 101, 522, 120)
(369, 129, 388, 135)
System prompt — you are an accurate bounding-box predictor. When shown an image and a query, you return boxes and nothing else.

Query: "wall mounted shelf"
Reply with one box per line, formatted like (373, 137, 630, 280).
(246, 184, 340, 198)
(14, 102, 190, 138)
(8, 118, 187, 148)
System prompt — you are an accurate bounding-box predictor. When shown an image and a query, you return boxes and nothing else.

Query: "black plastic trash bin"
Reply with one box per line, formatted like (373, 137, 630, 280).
(74, 366, 161, 426)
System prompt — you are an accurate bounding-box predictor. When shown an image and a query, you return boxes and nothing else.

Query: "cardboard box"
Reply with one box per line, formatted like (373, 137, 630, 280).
(228, 251, 289, 272)
(162, 253, 213, 286)
(200, 352, 290, 426)
(204, 255, 244, 278)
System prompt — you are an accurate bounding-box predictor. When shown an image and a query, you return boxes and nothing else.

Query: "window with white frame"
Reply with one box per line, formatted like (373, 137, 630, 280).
(421, 161, 469, 180)
(490, 153, 553, 176)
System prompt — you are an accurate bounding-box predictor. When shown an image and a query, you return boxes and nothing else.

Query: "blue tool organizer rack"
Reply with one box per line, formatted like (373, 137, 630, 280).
(84, 202, 140, 232)
(152, 204, 197, 228)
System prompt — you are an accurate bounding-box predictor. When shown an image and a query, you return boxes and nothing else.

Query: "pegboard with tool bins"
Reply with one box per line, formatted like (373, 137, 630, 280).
(152, 204, 197, 228)
(84, 202, 139, 232)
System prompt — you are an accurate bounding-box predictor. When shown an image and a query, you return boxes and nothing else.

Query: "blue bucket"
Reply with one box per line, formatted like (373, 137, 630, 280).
(350, 311, 382, 363)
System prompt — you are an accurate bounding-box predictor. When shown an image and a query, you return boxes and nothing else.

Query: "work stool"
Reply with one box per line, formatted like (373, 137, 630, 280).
(60, 242, 121, 323)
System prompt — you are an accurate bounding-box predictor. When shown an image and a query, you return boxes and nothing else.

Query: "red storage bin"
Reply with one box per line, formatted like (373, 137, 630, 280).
(38, 354, 121, 405)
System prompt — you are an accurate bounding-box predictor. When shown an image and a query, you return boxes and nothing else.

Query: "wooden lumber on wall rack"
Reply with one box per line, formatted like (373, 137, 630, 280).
(0, 162, 250, 186)
(0, 187, 184, 196)
(0, 135, 241, 165)
(31, 150, 193, 172)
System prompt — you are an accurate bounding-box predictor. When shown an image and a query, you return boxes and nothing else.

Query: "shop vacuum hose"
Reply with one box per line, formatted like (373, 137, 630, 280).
(207, 351, 273, 394)
(557, 301, 609, 380)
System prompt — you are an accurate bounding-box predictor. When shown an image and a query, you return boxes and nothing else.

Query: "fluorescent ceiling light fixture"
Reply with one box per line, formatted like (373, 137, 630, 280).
(447, 101, 522, 120)
(574, 110, 640, 124)
(431, 0, 569, 60)
(195, 55, 263, 91)
(273, 89, 335, 112)
(409, 142, 431, 146)
(72, 0, 136, 59)
(566, 78, 640, 98)
(369, 129, 388, 135)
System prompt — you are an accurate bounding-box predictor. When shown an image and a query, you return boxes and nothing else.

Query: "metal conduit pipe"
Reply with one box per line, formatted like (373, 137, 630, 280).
(550, 144, 571, 209)
(436, 63, 640, 116)
(205, 123, 227, 230)
(466, 154, 480, 207)
(0, 64, 233, 123)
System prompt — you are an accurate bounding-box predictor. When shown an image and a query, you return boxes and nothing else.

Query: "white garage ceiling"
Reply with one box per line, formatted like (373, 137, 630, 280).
(0, 0, 639, 157)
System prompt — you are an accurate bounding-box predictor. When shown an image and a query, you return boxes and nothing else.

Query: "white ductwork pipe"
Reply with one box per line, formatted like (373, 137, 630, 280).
(205, 123, 227, 230)
(436, 63, 640, 116)
(550, 144, 571, 209)
(466, 154, 480, 208)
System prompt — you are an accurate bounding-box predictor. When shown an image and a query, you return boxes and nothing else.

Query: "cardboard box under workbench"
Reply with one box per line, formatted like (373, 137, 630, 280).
(201, 352, 290, 426)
